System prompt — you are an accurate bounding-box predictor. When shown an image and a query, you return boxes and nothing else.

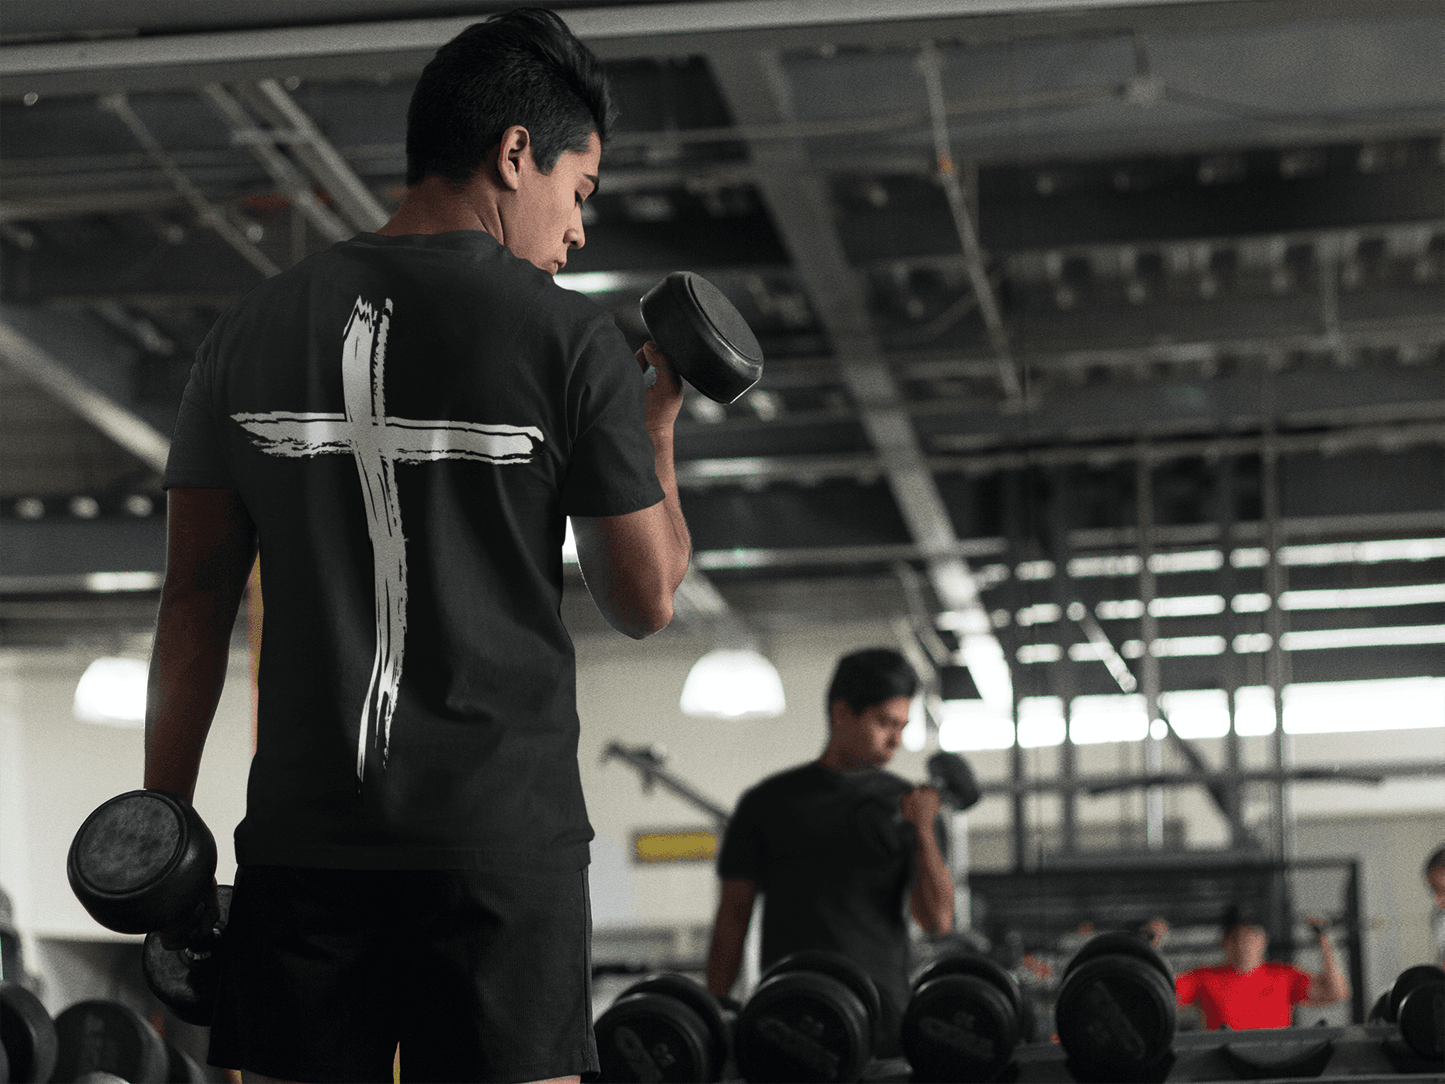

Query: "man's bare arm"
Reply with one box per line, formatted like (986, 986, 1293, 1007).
(573, 342, 690, 638)
(903, 787, 955, 934)
(1303, 926, 1350, 1006)
(706, 878, 757, 997)
(144, 488, 257, 802)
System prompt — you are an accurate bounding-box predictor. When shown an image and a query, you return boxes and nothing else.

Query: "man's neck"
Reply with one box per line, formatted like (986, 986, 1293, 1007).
(376, 175, 502, 239)
(817, 747, 875, 773)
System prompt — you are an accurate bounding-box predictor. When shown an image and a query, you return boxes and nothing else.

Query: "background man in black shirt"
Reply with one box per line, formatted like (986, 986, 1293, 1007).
(145, 9, 688, 1082)
(706, 648, 955, 1054)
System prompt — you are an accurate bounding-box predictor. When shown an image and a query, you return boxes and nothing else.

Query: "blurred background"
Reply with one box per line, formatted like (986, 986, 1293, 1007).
(1, 0, 1441, 1074)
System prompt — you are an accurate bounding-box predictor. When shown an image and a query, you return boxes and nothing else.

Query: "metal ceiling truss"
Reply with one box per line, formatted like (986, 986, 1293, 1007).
(708, 43, 1013, 708)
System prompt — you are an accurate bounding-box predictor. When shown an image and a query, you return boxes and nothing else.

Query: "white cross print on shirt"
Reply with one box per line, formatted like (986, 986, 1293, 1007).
(232, 296, 544, 781)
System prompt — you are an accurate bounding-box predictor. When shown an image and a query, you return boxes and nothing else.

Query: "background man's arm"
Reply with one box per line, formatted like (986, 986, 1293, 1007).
(144, 488, 257, 802)
(903, 786, 955, 934)
(574, 342, 690, 638)
(706, 877, 757, 997)
(1303, 925, 1350, 1006)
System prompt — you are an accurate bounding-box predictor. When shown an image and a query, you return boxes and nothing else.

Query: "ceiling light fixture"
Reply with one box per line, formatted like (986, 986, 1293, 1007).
(74, 657, 148, 727)
(680, 648, 786, 719)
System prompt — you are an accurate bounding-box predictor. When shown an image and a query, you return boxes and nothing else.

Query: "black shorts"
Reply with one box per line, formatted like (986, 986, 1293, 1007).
(208, 864, 599, 1083)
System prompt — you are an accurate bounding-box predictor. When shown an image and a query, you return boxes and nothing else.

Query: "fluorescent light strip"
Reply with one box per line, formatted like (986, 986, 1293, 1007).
(1282, 624, 1445, 650)
(1015, 560, 1056, 581)
(941, 678, 1445, 749)
(1018, 643, 1063, 663)
(553, 271, 639, 294)
(1015, 603, 1062, 626)
(1281, 584, 1445, 609)
(1069, 539, 1444, 578)
(84, 571, 163, 592)
(1233, 538, 1445, 568)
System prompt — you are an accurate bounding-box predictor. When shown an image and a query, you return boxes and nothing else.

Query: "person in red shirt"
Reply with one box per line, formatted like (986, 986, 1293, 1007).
(1152, 903, 1349, 1030)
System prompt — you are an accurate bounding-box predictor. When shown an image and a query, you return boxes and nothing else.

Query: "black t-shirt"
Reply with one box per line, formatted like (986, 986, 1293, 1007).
(163, 230, 663, 872)
(717, 761, 917, 1024)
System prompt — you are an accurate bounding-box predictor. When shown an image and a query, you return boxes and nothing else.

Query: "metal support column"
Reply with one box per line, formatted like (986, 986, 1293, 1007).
(1049, 467, 1078, 854)
(1136, 452, 1165, 848)
(1217, 454, 1249, 848)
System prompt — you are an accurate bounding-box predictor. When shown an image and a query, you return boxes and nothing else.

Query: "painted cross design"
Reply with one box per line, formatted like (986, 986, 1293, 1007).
(233, 296, 544, 780)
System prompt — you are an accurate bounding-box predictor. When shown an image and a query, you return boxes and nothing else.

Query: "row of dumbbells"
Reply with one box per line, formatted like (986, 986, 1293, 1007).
(597, 941, 1445, 1084)
(0, 983, 206, 1084)
(595, 932, 1178, 1084)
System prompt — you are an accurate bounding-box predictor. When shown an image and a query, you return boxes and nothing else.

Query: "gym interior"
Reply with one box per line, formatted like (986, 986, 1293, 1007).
(0, 1, 1442, 1082)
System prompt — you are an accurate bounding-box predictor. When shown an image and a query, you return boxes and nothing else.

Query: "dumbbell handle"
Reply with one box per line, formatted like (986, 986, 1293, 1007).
(157, 880, 222, 952)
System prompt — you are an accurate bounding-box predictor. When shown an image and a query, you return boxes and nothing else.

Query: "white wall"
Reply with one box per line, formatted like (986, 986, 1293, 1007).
(2, 622, 1439, 1004)
(0, 648, 253, 948)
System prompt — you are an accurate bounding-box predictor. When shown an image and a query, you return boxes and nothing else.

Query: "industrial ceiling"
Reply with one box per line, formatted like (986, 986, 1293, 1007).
(0, 0, 1441, 730)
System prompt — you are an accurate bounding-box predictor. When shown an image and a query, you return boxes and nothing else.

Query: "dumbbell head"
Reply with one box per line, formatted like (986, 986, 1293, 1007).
(68, 790, 217, 935)
(0, 981, 59, 1084)
(141, 884, 232, 1026)
(1063, 930, 1171, 984)
(52, 1000, 169, 1084)
(765, 951, 882, 1038)
(640, 272, 763, 404)
(1056, 935, 1176, 1080)
(1389, 964, 1444, 1021)
(1392, 966, 1444, 1061)
(595, 972, 729, 1083)
(903, 953, 1023, 1083)
(926, 753, 981, 811)
(736, 951, 878, 1084)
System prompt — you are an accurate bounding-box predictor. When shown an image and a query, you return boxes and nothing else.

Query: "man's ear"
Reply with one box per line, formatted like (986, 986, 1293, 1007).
(828, 699, 850, 731)
(494, 125, 532, 192)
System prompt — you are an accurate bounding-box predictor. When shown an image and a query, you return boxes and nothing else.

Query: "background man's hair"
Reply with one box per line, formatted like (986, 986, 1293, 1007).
(1221, 901, 1265, 932)
(827, 648, 919, 716)
(1425, 844, 1445, 877)
(405, 7, 615, 186)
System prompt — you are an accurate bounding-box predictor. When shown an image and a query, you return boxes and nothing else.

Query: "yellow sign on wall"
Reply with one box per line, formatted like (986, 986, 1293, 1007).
(633, 829, 719, 863)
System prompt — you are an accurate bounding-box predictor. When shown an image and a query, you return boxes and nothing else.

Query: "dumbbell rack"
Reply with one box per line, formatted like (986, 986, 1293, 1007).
(700, 1027, 1440, 1083)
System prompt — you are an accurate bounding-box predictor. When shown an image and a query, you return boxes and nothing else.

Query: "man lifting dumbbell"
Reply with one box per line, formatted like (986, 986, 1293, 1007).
(1151, 902, 1350, 1030)
(705, 648, 956, 1057)
(137, 9, 694, 1082)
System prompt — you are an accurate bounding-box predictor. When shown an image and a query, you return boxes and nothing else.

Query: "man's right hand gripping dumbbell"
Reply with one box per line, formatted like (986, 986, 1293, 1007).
(68, 789, 231, 1025)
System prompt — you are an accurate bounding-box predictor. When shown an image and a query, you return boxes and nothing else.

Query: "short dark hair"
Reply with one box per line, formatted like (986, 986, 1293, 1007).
(1221, 901, 1265, 932)
(827, 648, 919, 717)
(1426, 845, 1445, 877)
(405, 7, 615, 186)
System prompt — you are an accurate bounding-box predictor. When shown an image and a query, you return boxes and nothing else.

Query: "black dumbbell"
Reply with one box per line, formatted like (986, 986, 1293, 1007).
(595, 973, 731, 1083)
(52, 1000, 170, 1084)
(0, 981, 59, 1084)
(1054, 932, 1176, 1082)
(67, 791, 230, 1024)
(640, 272, 763, 404)
(1382, 964, 1445, 1062)
(901, 953, 1024, 1083)
(927, 753, 981, 812)
(735, 949, 879, 1084)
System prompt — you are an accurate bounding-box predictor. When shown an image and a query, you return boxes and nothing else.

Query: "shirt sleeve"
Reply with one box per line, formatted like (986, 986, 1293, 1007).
(1286, 964, 1313, 1005)
(1175, 969, 1200, 1006)
(558, 318, 664, 518)
(717, 788, 765, 885)
(162, 337, 236, 490)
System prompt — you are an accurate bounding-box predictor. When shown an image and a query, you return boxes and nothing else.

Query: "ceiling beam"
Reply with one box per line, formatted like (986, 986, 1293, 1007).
(677, 418, 1445, 488)
(98, 91, 281, 278)
(0, 312, 170, 473)
(200, 83, 354, 244)
(707, 43, 1012, 707)
(239, 79, 389, 232)
(2, 0, 1428, 98)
